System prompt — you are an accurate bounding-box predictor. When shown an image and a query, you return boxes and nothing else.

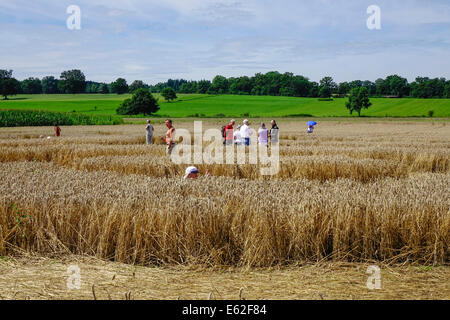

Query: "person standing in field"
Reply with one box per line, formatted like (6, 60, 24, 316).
(234, 125, 242, 145)
(54, 124, 61, 137)
(161, 119, 176, 155)
(240, 119, 253, 146)
(270, 120, 279, 145)
(224, 119, 235, 145)
(145, 119, 154, 144)
(258, 123, 269, 147)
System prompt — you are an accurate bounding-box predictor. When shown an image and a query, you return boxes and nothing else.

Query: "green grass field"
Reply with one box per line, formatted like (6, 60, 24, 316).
(1, 94, 449, 118)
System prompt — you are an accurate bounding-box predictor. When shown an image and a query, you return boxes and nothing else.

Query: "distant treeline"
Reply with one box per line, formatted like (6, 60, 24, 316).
(152, 73, 450, 99)
(1, 69, 449, 99)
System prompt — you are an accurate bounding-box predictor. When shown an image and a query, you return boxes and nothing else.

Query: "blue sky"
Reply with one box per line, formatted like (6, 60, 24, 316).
(1, 0, 449, 84)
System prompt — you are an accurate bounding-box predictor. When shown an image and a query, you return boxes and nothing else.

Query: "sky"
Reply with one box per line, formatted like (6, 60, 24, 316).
(1, 0, 449, 84)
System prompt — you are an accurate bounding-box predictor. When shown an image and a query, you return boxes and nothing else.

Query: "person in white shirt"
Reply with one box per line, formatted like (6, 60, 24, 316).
(240, 119, 253, 146)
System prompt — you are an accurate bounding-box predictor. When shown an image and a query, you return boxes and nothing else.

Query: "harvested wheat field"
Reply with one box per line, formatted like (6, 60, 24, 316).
(1, 254, 449, 300)
(0, 119, 449, 300)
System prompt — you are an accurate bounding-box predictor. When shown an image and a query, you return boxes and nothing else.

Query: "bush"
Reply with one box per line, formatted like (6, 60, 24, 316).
(428, 110, 434, 117)
(0, 110, 123, 127)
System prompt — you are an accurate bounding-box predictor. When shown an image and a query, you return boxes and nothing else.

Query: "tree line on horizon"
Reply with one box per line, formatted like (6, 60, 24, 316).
(1, 69, 450, 100)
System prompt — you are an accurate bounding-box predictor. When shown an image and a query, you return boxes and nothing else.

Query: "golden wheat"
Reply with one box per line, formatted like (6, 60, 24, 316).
(0, 120, 448, 266)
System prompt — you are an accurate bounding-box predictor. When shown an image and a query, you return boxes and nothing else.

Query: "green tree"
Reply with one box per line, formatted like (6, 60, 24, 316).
(279, 86, 294, 96)
(161, 87, 177, 102)
(444, 81, 450, 99)
(319, 86, 332, 98)
(338, 82, 350, 95)
(129, 80, 147, 93)
(292, 75, 311, 97)
(166, 79, 186, 91)
(229, 76, 253, 95)
(179, 83, 190, 93)
(345, 87, 372, 117)
(411, 77, 446, 98)
(0, 70, 20, 99)
(59, 69, 86, 93)
(252, 73, 266, 95)
(263, 71, 282, 96)
(21, 77, 42, 94)
(197, 80, 211, 94)
(210, 75, 229, 94)
(98, 83, 109, 94)
(319, 76, 337, 98)
(0, 70, 13, 79)
(111, 78, 129, 94)
(41, 76, 59, 94)
(179, 81, 198, 94)
(349, 80, 363, 89)
(85, 81, 99, 93)
(116, 88, 159, 115)
(362, 80, 376, 96)
(308, 82, 319, 97)
(386, 75, 409, 97)
(375, 78, 388, 95)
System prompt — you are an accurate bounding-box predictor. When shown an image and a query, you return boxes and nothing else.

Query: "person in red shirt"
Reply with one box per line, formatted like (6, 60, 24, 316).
(224, 119, 235, 145)
(54, 124, 61, 137)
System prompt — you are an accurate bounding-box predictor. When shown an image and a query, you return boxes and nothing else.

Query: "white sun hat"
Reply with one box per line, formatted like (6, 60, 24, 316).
(183, 166, 199, 179)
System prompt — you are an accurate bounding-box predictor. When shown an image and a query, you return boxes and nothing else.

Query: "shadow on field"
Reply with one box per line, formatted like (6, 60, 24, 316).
(1, 97, 29, 101)
(171, 94, 219, 103)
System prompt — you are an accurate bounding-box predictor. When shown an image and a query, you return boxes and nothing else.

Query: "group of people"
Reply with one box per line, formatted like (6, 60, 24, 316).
(223, 119, 279, 147)
(145, 117, 317, 156)
(143, 118, 318, 179)
(145, 118, 281, 155)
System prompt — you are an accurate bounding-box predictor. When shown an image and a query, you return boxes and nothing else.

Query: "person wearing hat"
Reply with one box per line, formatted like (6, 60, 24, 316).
(184, 166, 199, 179)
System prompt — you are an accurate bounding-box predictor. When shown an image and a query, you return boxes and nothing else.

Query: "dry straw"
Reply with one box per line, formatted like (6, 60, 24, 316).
(0, 121, 448, 267)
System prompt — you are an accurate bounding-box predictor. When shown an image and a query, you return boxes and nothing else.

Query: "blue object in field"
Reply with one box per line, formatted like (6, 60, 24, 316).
(307, 121, 317, 126)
